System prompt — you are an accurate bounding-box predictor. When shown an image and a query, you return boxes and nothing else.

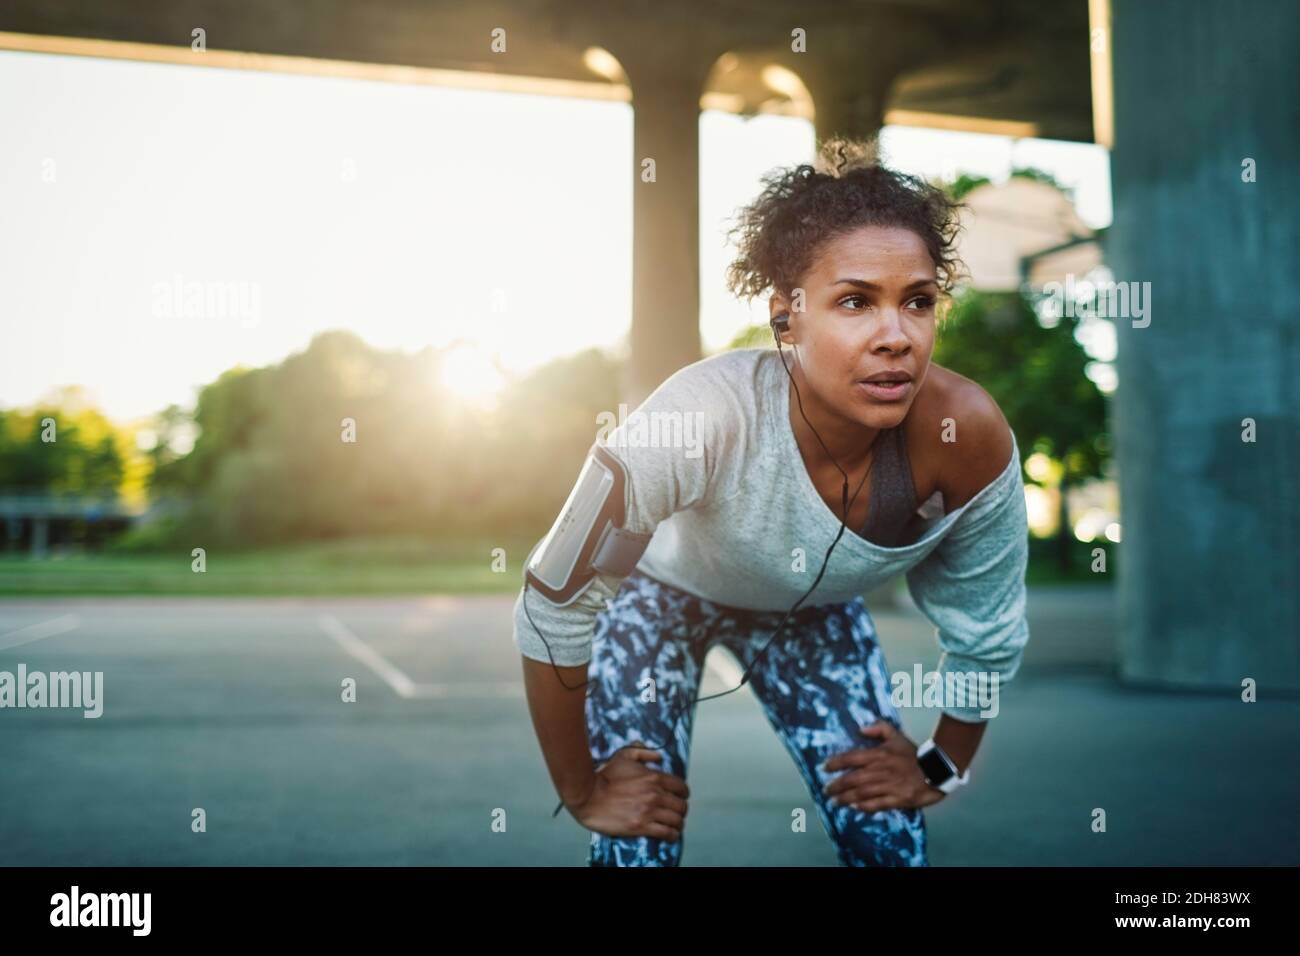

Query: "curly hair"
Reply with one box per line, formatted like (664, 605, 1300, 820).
(724, 136, 966, 304)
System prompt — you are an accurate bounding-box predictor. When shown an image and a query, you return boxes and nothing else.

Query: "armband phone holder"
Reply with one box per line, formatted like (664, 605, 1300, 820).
(524, 443, 653, 607)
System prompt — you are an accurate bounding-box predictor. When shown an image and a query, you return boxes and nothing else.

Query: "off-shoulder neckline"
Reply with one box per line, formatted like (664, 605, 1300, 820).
(764, 349, 1021, 559)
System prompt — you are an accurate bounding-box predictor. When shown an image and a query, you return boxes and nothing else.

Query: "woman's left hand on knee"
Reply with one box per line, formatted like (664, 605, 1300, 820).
(820, 721, 946, 813)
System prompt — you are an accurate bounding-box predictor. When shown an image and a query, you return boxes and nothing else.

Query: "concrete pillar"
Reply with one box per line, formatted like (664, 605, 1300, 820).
(1109, 0, 1300, 689)
(31, 517, 48, 559)
(805, 73, 889, 149)
(4, 517, 20, 553)
(618, 54, 714, 408)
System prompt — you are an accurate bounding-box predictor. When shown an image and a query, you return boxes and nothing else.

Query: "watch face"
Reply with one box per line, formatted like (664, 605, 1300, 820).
(917, 747, 954, 786)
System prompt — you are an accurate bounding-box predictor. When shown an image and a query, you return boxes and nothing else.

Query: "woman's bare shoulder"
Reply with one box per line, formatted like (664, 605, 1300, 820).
(906, 364, 1015, 512)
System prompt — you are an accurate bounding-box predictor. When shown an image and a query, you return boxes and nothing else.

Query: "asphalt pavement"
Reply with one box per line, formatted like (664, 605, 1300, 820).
(1, 587, 1295, 865)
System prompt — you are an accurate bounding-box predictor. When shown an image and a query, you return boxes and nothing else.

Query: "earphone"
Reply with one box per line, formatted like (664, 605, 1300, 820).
(523, 308, 874, 819)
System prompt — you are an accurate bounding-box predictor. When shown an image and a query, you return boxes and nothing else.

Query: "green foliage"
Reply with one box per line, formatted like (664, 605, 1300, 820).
(0, 399, 126, 500)
(1, 534, 539, 595)
(726, 323, 773, 350)
(106, 514, 185, 554)
(947, 173, 991, 201)
(946, 166, 1073, 202)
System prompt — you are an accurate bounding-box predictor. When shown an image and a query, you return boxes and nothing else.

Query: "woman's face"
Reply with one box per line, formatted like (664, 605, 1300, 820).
(771, 224, 939, 431)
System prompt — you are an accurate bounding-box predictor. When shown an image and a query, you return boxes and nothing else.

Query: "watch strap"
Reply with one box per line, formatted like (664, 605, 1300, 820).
(918, 738, 970, 794)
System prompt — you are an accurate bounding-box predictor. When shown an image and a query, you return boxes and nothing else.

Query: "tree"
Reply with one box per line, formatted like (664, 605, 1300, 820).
(0, 395, 127, 499)
(139, 331, 626, 548)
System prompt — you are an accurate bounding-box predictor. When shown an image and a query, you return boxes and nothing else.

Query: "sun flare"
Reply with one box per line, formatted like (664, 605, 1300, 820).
(439, 342, 506, 408)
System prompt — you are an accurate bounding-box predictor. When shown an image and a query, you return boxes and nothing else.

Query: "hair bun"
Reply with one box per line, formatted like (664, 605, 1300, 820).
(814, 135, 883, 178)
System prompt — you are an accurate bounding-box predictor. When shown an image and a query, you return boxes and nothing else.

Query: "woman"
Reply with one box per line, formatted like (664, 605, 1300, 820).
(513, 137, 1030, 867)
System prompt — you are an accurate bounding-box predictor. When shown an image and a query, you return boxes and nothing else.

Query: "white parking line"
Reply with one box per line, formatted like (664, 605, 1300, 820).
(318, 613, 523, 699)
(0, 614, 80, 653)
(704, 647, 748, 690)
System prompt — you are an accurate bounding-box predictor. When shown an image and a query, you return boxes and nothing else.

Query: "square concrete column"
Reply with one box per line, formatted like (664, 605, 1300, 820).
(1108, 0, 1300, 690)
(624, 68, 708, 408)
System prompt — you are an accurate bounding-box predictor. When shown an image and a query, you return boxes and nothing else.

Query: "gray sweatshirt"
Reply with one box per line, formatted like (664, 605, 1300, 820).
(512, 346, 1030, 722)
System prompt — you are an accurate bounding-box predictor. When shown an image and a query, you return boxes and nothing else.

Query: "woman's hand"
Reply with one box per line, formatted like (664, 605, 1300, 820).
(569, 745, 690, 841)
(822, 721, 947, 812)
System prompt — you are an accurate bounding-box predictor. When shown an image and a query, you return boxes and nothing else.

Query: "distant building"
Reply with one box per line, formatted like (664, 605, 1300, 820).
(956, 177, 1102, 293)
(0, 494, 140, 557)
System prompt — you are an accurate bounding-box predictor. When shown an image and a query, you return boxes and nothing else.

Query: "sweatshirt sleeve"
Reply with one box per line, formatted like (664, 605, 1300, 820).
(903, 435, 1030, 723)
(512, 356, 747, 666)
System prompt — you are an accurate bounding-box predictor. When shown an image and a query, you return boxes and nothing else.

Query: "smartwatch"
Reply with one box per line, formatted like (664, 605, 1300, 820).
(916, 738, 970, 794)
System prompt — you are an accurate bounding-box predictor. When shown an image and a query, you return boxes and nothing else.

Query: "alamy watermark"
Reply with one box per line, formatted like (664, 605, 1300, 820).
(891, 665, 1000, 719)
(152, 273, 261, 328)
(595, 404, 706, 460)
(0, 664, 103, 718)
(50, 886, 150, 935)
(1035, 271, 1151, 328)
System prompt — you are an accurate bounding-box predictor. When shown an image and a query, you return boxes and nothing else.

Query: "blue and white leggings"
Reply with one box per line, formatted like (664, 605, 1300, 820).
(585, 569, 929, 867)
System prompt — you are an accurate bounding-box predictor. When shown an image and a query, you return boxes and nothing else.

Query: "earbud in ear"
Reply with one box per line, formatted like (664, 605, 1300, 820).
(770, 311, 791, 333)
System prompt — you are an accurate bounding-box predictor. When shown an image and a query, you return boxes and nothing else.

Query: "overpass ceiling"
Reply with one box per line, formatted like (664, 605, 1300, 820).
(0, 0, 1093, 141)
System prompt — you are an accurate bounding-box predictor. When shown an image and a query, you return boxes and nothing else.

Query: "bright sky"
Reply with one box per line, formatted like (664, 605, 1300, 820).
(0, 49, 1112, 422)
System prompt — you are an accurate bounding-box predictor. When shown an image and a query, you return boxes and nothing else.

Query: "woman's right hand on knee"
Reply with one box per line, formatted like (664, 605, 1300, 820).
(570, 747, 689, 841)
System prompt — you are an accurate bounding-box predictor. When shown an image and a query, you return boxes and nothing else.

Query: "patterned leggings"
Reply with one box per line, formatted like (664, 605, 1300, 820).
(585, 569, 928, 867)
